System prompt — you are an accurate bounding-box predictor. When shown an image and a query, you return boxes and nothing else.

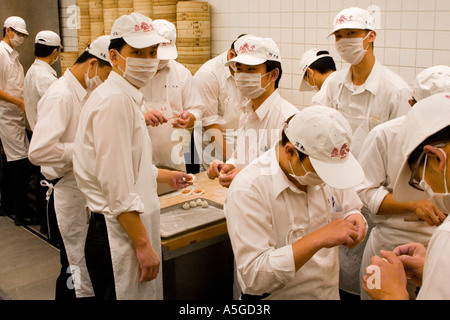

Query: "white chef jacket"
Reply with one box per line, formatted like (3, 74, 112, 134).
(226, 90, 299, 170)
(417, 216, 450, 300)
(24, 59, 58, 131)
(356, 117, 435, 299)
(319, 59, 412, 159)
(28, 68, 94, 298)
(73, 71, 162, 300)
(140, 59, 205, 172)
(224, 144, 364, 300)
(29, 69, 87, 180)
(0, 40, 29, 162)
(194, 52, 247, 169)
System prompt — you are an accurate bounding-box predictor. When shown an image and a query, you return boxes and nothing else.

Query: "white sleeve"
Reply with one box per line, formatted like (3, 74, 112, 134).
(194, 70, 221, 126)
(181, 70, 205, 121)
(225, 186, 296, 295)
(29, 94, 73, 169)
(91, 95, 145, 217)
(355, 129, 390, 215)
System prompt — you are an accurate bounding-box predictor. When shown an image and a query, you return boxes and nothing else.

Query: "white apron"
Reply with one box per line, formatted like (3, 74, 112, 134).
(53, 171, 94, 298)
(104, 125, 162, 300)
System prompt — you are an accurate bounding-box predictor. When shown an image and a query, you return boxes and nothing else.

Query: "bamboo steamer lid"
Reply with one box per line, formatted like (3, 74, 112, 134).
(177, 1, 209, 13)
(177, 28, 210, 39)
(176, 20, 209, 30)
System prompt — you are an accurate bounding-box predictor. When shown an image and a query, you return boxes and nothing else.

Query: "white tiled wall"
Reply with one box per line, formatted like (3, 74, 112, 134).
(206, 0, 450, 108)
(58, 0, 450, 108)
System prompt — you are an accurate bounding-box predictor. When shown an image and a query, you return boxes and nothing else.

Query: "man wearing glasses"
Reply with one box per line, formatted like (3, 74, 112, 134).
(357, 66, 450, 299)
(363, 92, 450, 300)
(0, 16, 31, 226)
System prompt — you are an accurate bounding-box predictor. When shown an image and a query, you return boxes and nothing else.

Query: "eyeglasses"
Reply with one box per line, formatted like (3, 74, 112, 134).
(408, 142, 446, 191)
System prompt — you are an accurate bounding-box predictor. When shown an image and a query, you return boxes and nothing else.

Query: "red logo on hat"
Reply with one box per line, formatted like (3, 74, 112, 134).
(135, 22, 154, 32)
(239, 43, 256, 54)
(336, 15, 353, 25)
(446, 95, 450, 99)
(331, 143, 350, 160)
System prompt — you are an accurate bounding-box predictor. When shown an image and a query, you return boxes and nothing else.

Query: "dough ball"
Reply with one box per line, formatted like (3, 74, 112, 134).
(182, 203, 190, 210)
(196, 199, 204, 206)
(190, 201, 197, 208)
(201, 201, 209, 208)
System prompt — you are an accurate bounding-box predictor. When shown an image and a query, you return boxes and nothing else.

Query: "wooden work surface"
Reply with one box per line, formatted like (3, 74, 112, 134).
(159, 172, 229, 252)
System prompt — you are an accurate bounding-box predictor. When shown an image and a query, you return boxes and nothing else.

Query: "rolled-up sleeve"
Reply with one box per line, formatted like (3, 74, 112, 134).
(224, 187, 296, 295)
(91, 95, 145, 218)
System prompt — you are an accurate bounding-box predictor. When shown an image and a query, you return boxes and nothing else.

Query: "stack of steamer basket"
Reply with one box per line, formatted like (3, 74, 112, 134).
(77, 0, 91, 55)
(118, 0, 135, 16)
(176, 1, 211, 75)
(60, 52, 79, 74)
(89, 0, 104, 42)
(152, 0, 178, 26)
(103, 0, 120, 35)
(133, 0, 153, 17)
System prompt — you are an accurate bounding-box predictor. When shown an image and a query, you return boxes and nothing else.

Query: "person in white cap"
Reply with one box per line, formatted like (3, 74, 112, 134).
(0, 16, 31, 226)
(73, 13, 193, 300)
(28, 35, 113, 300)
(194, 34, 249, 171)
(207, 36, 299, 188)
(24, 30, 62, 131)
(357, 66, 450, 300)
(140, 19, 205, 173)
(224, 106, 367, 300)
(363, 92, 450, 300)
(23, 30, 62, 235)
(298, 48, 336, 106)
(322, 7, 412, 299)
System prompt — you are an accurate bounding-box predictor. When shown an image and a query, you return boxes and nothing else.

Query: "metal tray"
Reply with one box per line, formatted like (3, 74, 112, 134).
(160, 198, 225, 239)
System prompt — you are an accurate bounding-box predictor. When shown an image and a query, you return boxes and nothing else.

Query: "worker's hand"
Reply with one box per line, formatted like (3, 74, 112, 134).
(135, 241, 161, 283)
(317, 219, 359, 249)
(172, 111, 195, 129)
(412, 200, 447, 226)
(362, 251, 409, 300)
(168, 171, 194, 190)
(207, 159, 226, 180)
(218, 167, 240, 188)
(145, 110, 168, 127)
(393, 243, 426, 286)
(343, 214, 366, 249)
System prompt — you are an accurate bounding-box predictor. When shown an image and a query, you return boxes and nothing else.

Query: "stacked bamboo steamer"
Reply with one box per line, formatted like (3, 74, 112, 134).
(103, 0, 120, 35)
(176, 1, 211, 75)
(77, 0, 91, 54)
(89, 0, 104, 42)
(152, 0, 178, 26)
(118, 0, 135, 16)
(60, 52, 79, 74)
(133, 0, 153, 16)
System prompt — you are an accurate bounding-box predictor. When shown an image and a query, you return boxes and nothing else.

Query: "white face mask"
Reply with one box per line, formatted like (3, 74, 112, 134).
(10, 32, 25, 48)
(335, 32, 371, 65)
(84, 64, 104, 92)
(51, 51, 59, 66)
(235, 72, 271, 99)
(289, 158, 323, 187)
(305, 70, 319, 92)
(116, 50, 159, 88)
(419, 150, 450, 213)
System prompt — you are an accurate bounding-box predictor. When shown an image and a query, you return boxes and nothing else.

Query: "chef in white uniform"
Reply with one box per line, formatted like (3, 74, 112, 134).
(358, 66, 450, 300)
(0, 16, 31, 226)
(207, 36, 299, 188)
(363, 92, 450, 300)
(225, 106, 367, 300)
(140, 19, 205, 172)
(73, 13, 192, 300)
(298, 48, 336, 106)
(28, 35, 112, 299)
(194, 34, 249, 170)
(322, 7, 412, 298)
(24, 30, 61, 131)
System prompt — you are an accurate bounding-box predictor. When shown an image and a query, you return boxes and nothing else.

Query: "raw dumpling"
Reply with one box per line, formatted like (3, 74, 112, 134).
(196, 199, 203, 206)
(190, 201, 197, 208)
(201, 200, 209, 208)
(182, 202, 190, 210)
